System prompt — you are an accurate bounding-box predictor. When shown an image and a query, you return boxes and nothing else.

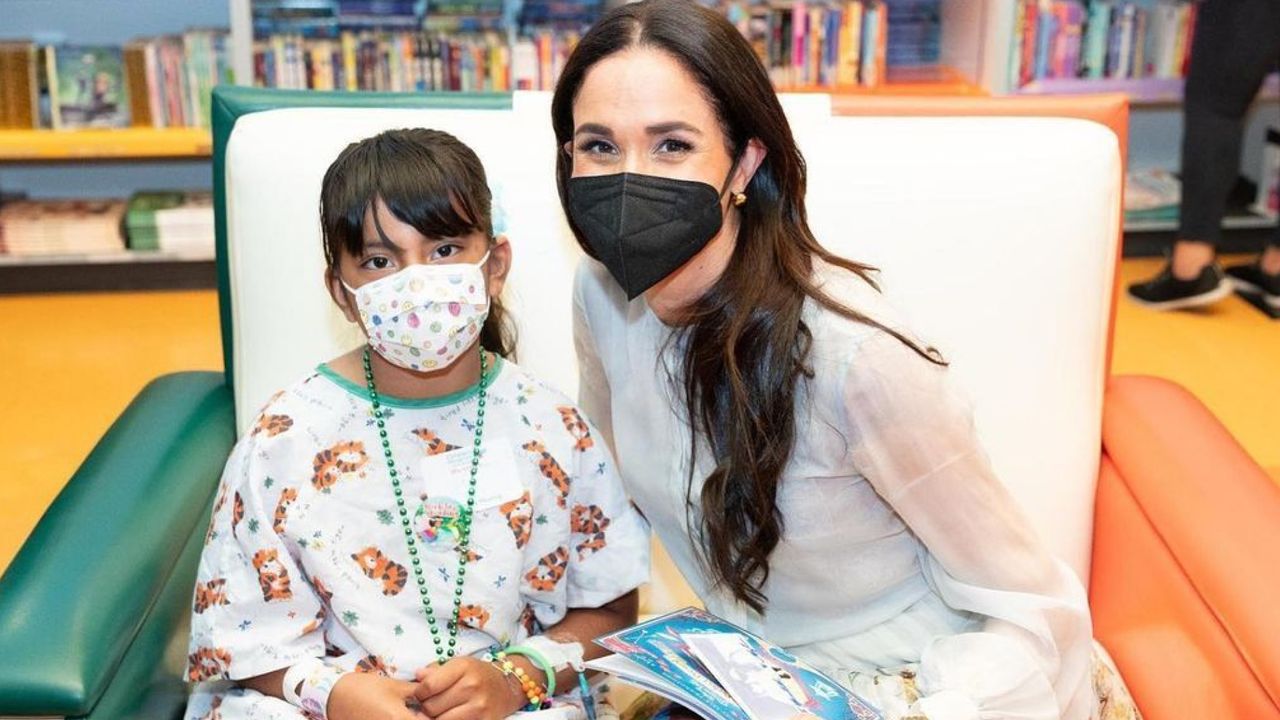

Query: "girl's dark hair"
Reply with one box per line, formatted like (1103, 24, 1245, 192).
(320, 127, 515, 358)
(552, 0, 941, 612)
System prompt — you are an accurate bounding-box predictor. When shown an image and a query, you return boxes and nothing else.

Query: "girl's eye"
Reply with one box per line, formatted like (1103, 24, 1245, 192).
(432, 244, 461, 261)
(577, 139, 618, 156)
(362, 256, 392, 270)
(657, 138, 693, 154)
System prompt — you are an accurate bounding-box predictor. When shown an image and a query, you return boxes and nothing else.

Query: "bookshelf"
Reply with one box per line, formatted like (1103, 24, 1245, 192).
(983, 0, 1280, 241)
(987, 0, 1280, 103)
(0, 128, 213, 162)
(0, 1, 229, 291)
(225, 0, 988, 97)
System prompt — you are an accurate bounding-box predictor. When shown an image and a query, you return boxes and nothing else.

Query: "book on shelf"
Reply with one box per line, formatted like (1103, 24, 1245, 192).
(0, 41, 40, 129)
(0, 199, 127, 256)
(125, 190, 216, 254)
(1123, 168, 1180, 224)
(0, 32, 231, 131)
(587, 607, 883, 720)
(1013, 0, 1199, 88)
(0, 192, 214, 258)
(46, 45, 129, 129)
(884, 0, 940, 67)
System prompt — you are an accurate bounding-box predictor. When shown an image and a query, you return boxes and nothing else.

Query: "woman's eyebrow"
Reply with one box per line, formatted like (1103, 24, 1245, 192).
(574, 121, 703, 137)
(645, 121, 701, 136)
(574, 123, 614, 138)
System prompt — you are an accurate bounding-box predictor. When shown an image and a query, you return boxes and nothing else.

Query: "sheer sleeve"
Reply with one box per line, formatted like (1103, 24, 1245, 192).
(841, 330, 1094, 720)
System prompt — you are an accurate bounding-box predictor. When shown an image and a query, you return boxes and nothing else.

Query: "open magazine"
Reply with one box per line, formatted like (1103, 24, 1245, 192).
(587, 608, 883, 720)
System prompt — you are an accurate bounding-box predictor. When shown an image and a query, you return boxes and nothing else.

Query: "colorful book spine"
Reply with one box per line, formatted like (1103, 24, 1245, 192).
(123, 43, 152, 127)
(1172, 2, 1192, 76)
(1008, 0, 1025, 87)
(1019, 0, 1039, 86)
(1116, 4, 1134, 78)
(1033, 4, 1055, 80)
(859, 1, 876, 87)
(1081, 0, 1110, 79)
(792, 0, 807, 86)
(1130, 7, 1147, 79)
(1062, 1, 1084, 78)
(1049, 2, 1068, 78)
(0, 43, 38, 129)
(43, 46, 61, 129)
(808, 5, 823, 87)
(874, 1, 887, 83)
(837, 0, 862, 87)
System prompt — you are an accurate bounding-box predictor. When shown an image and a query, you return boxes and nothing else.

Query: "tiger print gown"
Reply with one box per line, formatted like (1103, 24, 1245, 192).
(184, 356, 649, 719)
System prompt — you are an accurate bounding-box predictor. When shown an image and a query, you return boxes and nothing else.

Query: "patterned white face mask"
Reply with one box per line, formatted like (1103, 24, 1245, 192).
(343, 252, 491, 372)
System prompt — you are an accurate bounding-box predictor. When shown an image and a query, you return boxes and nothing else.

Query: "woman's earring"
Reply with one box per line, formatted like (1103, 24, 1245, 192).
(732, 191, 747, 207)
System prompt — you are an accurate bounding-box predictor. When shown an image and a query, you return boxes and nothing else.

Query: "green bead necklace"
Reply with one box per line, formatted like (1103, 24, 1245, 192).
(363, 343, 488, 665)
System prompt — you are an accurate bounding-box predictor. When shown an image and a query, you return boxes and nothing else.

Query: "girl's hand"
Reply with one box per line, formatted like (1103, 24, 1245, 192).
(413, 656, 527, 720)
(327, 672, 426, 720)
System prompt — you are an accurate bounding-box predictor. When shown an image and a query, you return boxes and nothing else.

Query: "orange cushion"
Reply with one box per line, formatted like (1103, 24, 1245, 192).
(1093, 375, 1280, 718)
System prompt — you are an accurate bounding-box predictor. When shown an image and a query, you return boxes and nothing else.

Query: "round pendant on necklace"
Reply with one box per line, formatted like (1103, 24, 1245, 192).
(413, 498, 471, 546)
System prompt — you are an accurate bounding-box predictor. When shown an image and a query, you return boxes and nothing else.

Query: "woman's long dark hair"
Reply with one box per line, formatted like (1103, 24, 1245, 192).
(320, 127, 515, 358)
(552, 0, 940, 612)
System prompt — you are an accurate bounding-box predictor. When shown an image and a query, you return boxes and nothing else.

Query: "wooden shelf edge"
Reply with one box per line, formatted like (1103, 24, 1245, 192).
(0, 127, 213, 162)
(778, 66, 986, 99)
(0, 250, 215, 266)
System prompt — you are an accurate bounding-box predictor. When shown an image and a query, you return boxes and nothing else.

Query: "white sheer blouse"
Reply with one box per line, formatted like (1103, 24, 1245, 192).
(571, 258, 1095, 720)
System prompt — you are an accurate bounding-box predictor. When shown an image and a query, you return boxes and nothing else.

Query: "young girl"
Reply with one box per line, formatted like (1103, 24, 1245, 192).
(184, 128, 649, 720)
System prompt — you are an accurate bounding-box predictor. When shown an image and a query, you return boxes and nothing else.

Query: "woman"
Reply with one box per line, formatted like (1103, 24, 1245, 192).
(554, 1, 1138, 718)
(1127, 0, 1280, 311)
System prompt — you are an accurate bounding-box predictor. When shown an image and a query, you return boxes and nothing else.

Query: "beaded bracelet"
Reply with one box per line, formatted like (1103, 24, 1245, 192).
(514, 636, 598, 720)
(504, 644, 557, 699)
(484, 650, 547, 710)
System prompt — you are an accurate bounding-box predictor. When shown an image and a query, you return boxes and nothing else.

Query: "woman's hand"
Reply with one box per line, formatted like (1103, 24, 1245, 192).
(413, 656, 527, 720)
(327, 672, 426, 720)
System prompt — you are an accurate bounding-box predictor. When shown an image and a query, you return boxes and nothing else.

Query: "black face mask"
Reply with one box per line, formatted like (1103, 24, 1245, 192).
(566, 171, 729, 300)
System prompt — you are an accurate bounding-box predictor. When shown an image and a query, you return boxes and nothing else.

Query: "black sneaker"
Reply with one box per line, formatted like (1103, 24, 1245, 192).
(1225, 262, 1280, 308)
(1127, 263, 1231, 310)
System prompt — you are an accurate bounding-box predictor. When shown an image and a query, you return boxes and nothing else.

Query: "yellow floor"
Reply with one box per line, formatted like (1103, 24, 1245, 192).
(1, 259, 1278, 573)
(1113, 256, 1280, 477)
(0, 291, 222, 572)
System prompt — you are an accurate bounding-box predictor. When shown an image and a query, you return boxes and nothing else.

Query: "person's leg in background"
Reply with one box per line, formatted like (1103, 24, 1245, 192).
(1128, 0, 1280, 310)
(1225, 175, 1280, 307)
(1226, 218, 1280, 309)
